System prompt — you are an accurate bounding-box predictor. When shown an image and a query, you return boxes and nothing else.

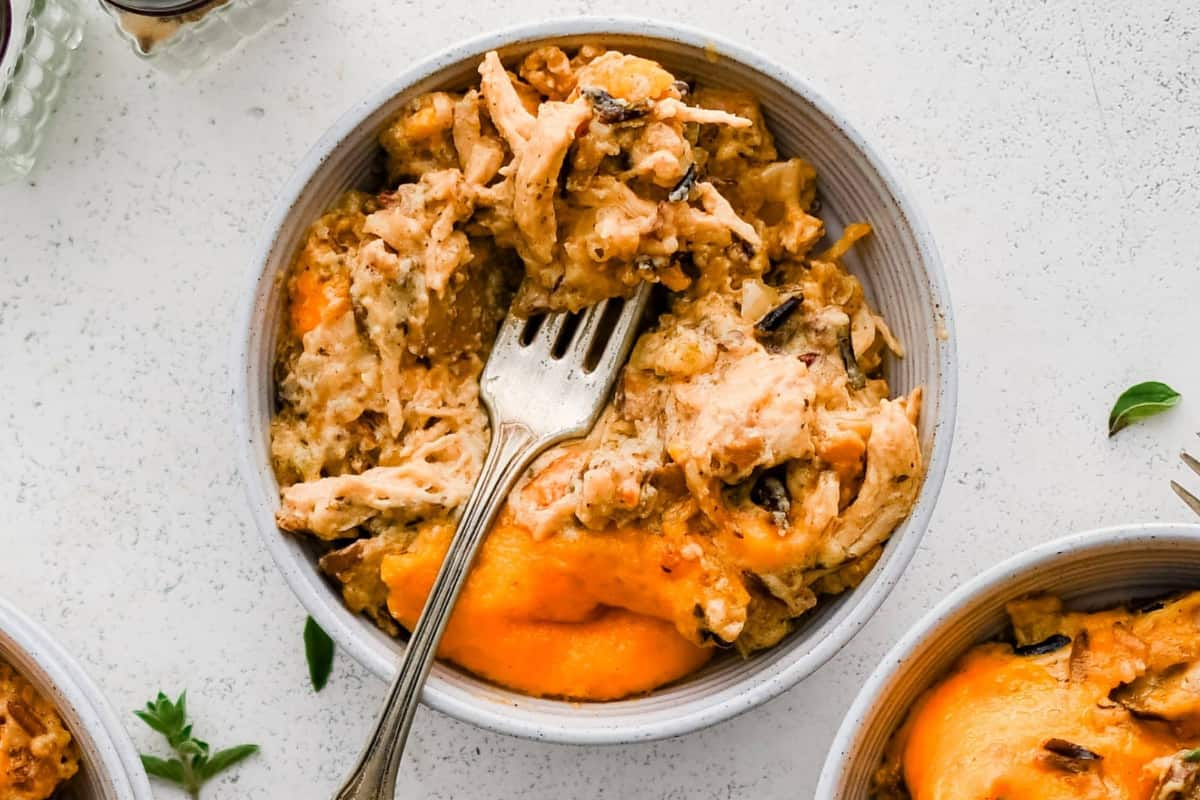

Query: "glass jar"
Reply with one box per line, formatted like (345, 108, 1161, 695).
(0, 0, 83, 183)
(99, 0, 287, 74)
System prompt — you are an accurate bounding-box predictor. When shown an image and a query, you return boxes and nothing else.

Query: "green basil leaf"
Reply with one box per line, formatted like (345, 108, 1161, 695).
(304, 616, 336, 692)
(1185, 748, 1200, 763)
(199, 744, 260, 780)
(1108, 381, 1181, 436)
(140, 754, 186, 785)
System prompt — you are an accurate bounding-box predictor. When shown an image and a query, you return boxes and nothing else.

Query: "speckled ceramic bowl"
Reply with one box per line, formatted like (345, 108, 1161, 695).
(817, 522, 1200, 798)
(233, 17, 957, 744)
(0, 595, 153, 799)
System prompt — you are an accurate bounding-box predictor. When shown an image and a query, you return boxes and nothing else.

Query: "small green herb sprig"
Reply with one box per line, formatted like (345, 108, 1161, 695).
(136, 691, 259, 798)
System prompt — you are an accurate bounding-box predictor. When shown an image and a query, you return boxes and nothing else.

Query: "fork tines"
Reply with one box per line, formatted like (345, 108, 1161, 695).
(1172, 436, 1200, 517)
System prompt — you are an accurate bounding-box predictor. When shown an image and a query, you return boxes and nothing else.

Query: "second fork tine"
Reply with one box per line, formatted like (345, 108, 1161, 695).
(1171, 480, 1200, 517)
(1181, 449, 1200, 479)
(590, 284, 653, 376)
(1172, 435, 1200, 518)
(533, 311, 569, 350)
(568, 302, 606, 356)
(492, 309, 528, 351)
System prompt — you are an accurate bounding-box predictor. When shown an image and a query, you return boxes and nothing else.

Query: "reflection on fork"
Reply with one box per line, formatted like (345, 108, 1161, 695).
(1170, 434, 1200, 517)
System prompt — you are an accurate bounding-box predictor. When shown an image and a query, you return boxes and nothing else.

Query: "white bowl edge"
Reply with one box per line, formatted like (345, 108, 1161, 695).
(0, 595, 153, 800)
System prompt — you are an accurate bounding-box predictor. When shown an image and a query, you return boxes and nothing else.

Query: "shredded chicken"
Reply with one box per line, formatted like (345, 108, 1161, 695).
(654, 96, 755, 128)
(451, 90, 505, 185)
(270, 45, 925, 692)
(478, 51, 535, 146)
(511, 100, 591, 263)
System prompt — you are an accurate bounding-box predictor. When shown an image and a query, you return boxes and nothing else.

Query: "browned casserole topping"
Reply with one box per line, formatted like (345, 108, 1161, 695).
(270, 45, 924, 700)
(0, 660, 79, 800)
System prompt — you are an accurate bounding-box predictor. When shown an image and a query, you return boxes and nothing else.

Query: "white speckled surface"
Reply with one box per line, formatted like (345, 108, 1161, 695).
(0, 2, 1197, 798)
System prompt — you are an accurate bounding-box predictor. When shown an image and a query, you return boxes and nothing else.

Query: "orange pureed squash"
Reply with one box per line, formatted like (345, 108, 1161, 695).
(877, 592, 1200, 799)
(380, 518, 716, 700)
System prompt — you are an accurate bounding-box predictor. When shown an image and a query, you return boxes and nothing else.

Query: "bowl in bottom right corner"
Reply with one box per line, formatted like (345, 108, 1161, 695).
(816, 521, 1200, 798)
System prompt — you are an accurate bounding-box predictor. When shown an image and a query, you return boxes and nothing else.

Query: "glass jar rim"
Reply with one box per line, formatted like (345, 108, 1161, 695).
(0, 1, 10, 66)
(103, 0, 214, 16)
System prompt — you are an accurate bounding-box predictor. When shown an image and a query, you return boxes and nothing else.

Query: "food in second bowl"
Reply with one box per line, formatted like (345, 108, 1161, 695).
(873, 591, 1200, 799)
(1, 659, 79, 800)
(270, 45, 924, 700)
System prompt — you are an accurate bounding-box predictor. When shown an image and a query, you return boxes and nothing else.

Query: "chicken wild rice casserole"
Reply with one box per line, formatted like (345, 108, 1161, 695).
(874, 591, 1200, 800)
(270, 45, 924, 700)
(0, 660, 79, 800)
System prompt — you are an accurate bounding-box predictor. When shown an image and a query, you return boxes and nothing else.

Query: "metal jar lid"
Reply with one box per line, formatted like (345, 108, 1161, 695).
(103, 0, 214, 16)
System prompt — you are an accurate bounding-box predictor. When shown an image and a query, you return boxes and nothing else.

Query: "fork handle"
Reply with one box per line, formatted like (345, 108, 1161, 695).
(333, 420, 541, 800)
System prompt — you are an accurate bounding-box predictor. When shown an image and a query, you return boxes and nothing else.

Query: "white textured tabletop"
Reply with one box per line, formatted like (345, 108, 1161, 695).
(2, 1, 1198, 798)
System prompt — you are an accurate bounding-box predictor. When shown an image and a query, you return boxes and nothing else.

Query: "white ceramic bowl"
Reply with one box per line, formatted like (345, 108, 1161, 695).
(233, 17, 957, 744)
(817, 522, 1200, 798)
(0, 594, 153, 799)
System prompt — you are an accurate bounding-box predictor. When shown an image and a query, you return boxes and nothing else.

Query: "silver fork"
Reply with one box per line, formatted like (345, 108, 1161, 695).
(334, 282, 653, 800)
(1171, 434, 1200, 517)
